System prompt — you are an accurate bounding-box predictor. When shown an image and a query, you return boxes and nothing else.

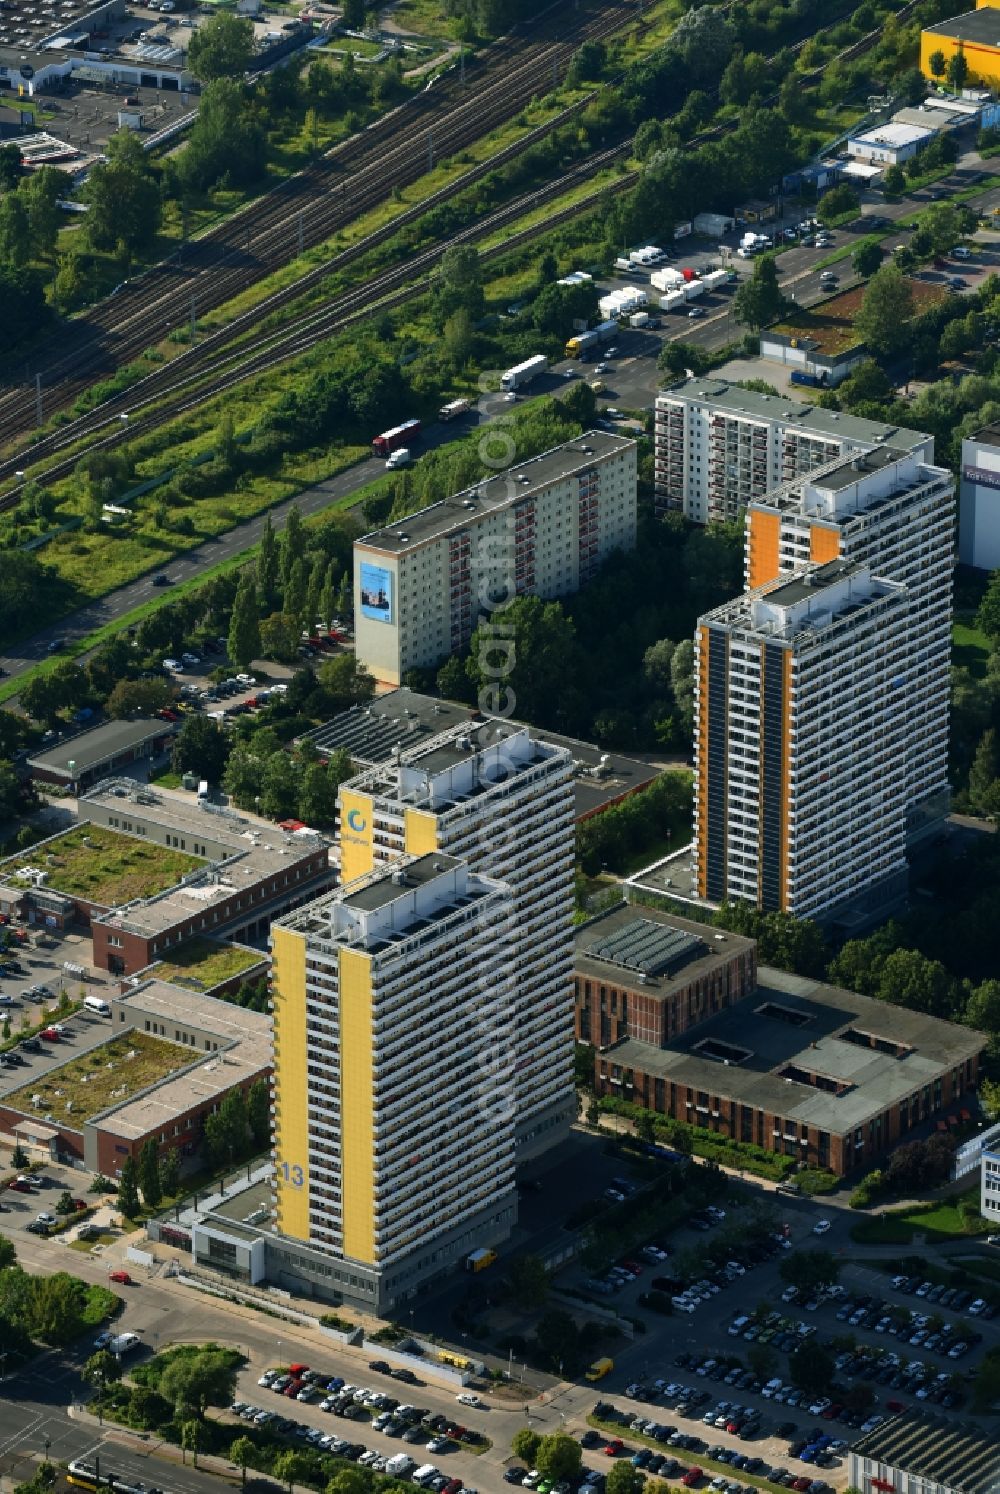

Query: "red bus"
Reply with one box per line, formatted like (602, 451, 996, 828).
(372, 419, 421, 457)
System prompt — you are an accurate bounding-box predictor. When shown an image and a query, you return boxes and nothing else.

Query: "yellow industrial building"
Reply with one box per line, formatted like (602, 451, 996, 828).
(921, 6, 1000, 85)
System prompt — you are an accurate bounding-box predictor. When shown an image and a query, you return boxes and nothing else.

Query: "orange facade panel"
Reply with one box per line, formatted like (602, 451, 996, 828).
(809, 525, 841, 566)
(748, 510, 781, 590)
(696, 625, 710, 899)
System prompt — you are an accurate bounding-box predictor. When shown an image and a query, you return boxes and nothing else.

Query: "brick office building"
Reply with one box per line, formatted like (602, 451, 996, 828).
(574, 905, 757, 1048)
(590, 962, 985, 1177)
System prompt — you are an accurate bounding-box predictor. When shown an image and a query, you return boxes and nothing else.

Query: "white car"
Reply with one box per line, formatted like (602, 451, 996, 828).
(726, 1261, 746, 1276)
(812, 1218, 831, 1234)
(952, 245, 971, 259)
(456, 1392, 482, 1407)
(687, 307, 706, 319)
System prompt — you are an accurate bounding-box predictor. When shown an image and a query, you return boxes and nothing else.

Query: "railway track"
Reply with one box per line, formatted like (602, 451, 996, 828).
(0, 0, 923, 508)
(0, 0, 642, 455)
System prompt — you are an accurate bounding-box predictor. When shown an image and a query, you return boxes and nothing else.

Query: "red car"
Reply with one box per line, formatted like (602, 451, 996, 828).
(40, 1027, 60, 1041)
(604, 1441, 625, 1457)
(284, 1379, 304, 1398)
(792, 1479, 812, 1491)
(108, 1270, 132, 1285)
(622, 1260, 644, 1275)
(288, 1363, 309, 1376)
(681, 1469, 703, 1487)
(7, 1179, 31, 1192)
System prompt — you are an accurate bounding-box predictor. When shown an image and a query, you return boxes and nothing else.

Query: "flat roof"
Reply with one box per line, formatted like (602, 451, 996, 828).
(343, 851, 463, 911)
(601, 967, 985, 1136)
(575, 903, 754, 998)
(99, 979, 271, 1142)
(851, 1411, 1000, 1494)
(304, 689, 660, 820)
(764, 557, 855, 607)
(357, 431, 636, 555)
(658, 379, 928, 449)
(924, 9, 1000, 43)
(28, 718, 174, 777)
(853, 122, 932, 148)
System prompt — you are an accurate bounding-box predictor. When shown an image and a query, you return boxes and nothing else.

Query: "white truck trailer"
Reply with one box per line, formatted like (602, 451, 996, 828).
(500, 354, 547, 392)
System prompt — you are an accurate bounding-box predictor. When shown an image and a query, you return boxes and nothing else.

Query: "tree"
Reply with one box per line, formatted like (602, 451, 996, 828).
(106, 677, 175, 720)
(285, 555, 308, 628)
(0, 263, 49, 348)
(298, 760, 338, 828)
(117, 1156, 140, 1219)
(258, 513, 279, 608)
(0, 1232, 14, 1269)
(22, 167, 63, 259)
(748, 1343, 777, 1380)
(0, 193, 30, 268)
(512, 1428, 541, 1464)
(732, 258, 786, 331)
(228, 571, 261, 669)
(435, 244, 484, 324)
(855, 264, 914, 357)
(969, 728, 1000, 818)
(788, 1341, 835, 1396)
(852, 241, 883, 279)
(881, 163, 907, 196)
(260, 612, 302, 664)
(280, 505, 304, 592)
(779, 1250, 840, 1296)
(0, 143, 22, 191)
(509, 1255, 549, 1310)
(172, 714, 231, 783)
(160, 1147, 181, 1198)
(29, 1272, 85, 1346)
(181, 78, 266, 191)
(85, 130, 161, 258)
(816, 183, 859, 226)
(138, 1138, 162, 1209)
(947, 48, 969, 92)
(247, 1076, 270, 1148)
(274, 1451, 313, 1494)
(318, 653, 375, 711)
(260, 749, 301, 820)
(187, 11, 254, 79)
(535, 1434, 582, 1482)
(606, 1463, 645, 1494)
(443, 307, 475, 366)
(341, 0, 365, 25)
(181, 1419, 202, 1467)
(465, 595, 579, 727)
(635, 1110, 657, 1145)
(928, 49, 947, 80)
(82, 1349, 122, 1391)
(876, 947, 956, 1016)
(231, 1436, 256, 1490)
(966, 979, 1000, 1037)
(558, 378, 597, 426)
(160, 1348, 240, 1417)
(55, 1190, 76, 1216)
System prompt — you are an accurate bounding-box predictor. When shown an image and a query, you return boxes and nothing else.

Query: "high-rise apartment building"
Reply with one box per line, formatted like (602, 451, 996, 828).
(339, 722, 576, 1158)
(960, 422, 1000, 571)
(746, 447, 954, 840)
(354, 431, 637, 685)
(654, 378, 931, 525)
(694, 560, 912, 923)
(270, 852, 517, 1314)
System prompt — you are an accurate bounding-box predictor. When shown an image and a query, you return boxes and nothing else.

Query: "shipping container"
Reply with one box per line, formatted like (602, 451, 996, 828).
(371, 419, 420, 457)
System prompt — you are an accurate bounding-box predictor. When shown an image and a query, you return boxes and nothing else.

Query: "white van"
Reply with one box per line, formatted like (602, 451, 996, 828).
(385, 1455, 415, 1478)
(412, 1467, 438, 1487)
(84, 995, 111, 1017)
(385, 447, 412, 470)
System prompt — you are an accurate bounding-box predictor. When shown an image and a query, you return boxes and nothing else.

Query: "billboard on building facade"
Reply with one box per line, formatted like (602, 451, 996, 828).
(360, 562, 393, 624)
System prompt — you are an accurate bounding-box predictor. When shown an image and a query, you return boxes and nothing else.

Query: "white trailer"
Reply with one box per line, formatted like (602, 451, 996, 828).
(684, 280, 706, 301)
(501, 354, 547, 392)
(629, 310, 650, 327)
(694, 212, 736, 238)
(651, 267, 685, 293)
(700, 269, 729, 292)
(659, 289, 688, 313)
(629, 245, 664, 266)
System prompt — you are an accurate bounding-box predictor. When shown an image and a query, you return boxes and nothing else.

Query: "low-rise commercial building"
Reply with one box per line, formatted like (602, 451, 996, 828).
(847, 121, 934, 165)
(850, 1411, 1000, 1494)
(593, 967, 985, 1177)
(353, 432, 637, 685)
(0, 979, 271, 1173)
(26, 718, 177, 792)
(574, 903, 757, 1048)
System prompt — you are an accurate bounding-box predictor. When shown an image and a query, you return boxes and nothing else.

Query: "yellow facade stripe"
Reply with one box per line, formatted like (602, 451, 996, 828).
(781, 651, 793, 913)
(271, 925, 310, 1243)
(809, 524, 841, 566)
(747, 510, 781, 590)
(404, 808, 439, 858)
(339, 788, 375, 883)
(920, 30, 1000, 84)
(340, 946, 375, 1266)
(696, 625, 711, 900)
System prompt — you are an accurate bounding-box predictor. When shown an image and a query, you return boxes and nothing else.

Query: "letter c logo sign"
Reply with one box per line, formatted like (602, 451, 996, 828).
(347, 809, 366, 833)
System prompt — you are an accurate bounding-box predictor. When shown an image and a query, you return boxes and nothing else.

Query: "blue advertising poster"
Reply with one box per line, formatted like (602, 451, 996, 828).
(360, 562, 393, 624)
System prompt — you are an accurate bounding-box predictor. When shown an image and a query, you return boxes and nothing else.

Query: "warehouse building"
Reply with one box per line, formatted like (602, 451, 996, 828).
(593, 966, 985, 1177)
(850, 1411, 1000, 1494)
(847, 121, 935, 165)
(353, 432, 637, 685)
(921, 9, 1000, 88)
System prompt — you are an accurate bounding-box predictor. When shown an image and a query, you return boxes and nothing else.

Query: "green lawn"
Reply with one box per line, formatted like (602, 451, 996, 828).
(851, 1188, 988, 1245)
(3, 823, 203, 907)
(155, 937, 265, 991)
(954, 620, 991, 680)
(4, 1031, 193, 1124)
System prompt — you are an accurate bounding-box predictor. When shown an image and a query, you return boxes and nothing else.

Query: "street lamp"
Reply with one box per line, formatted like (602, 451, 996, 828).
(43, 1435, 51, 1466)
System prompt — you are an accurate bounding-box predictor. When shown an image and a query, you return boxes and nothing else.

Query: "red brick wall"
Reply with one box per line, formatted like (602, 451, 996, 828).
(94, 1067, 271, 1175)
(0, 1105, 84, 1163)
(575, 947, 757, 1048)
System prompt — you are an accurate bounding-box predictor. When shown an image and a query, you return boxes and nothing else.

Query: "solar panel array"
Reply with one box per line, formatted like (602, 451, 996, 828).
(587, 918, 705, 979)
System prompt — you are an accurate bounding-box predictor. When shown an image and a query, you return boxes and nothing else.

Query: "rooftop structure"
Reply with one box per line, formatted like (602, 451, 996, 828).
(0, 822, 202, 908)
(850, 1411, 1000, 1494)
(301, 688, 660, 821)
